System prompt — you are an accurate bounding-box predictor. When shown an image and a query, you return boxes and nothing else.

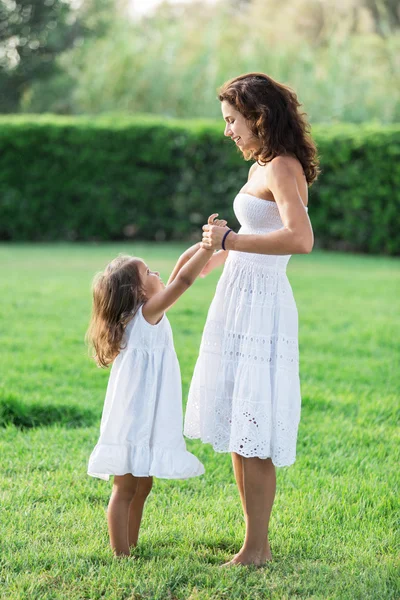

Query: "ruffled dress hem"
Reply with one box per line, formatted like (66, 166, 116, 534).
(184, 433, 296, 468)
(87, 442, 205, 481)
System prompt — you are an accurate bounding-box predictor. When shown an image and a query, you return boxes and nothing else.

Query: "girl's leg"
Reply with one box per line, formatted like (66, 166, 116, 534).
(128, 477, 153, 547)
(226, 457, 276, 566)
(231, 453, 246, 521)
(107, 474, 138, 556)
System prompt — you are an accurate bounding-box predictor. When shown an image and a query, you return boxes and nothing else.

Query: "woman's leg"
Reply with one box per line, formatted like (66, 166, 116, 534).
(107, 474, 138, 556)
(128, 477, 153, 547)
(231, 453, 246, 521)
(227, 457, 276, 566)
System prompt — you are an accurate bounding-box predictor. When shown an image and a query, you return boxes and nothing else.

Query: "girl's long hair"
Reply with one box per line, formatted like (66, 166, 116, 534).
(218, 72, 320, 185)
(86, 255, 146, 368)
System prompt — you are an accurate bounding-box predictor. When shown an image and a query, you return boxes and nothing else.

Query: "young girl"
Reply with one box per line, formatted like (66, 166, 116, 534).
(86, 214, 226, 557)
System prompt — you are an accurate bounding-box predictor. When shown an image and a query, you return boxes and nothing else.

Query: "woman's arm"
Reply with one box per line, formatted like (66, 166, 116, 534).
(202, 158, 314, 255)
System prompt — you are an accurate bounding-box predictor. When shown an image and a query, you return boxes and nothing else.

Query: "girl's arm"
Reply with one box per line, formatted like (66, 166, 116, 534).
(167, 217, 227, 285)
(166, 242, 201, 286)
(143, 246, 214, 324)
(199, 249, 229, 278)
(143, 214, 225, 324)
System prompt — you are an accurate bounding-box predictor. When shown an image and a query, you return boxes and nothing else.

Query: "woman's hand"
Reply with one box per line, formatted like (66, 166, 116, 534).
(206, 213, 227, 229)
(167, 215, 227, 286)
(180, 215, 227, 261)
(201, 214, 234, 251)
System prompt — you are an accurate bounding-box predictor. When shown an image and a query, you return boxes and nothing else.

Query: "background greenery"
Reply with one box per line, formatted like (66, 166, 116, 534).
(0, 243, 399, 599)
(1, 2, 399, 597)
(1, 0, 399, 123)
(1, 116, 399, 254)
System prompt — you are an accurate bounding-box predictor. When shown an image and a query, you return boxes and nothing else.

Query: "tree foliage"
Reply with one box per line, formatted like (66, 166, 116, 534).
(0, 0, 111, 112)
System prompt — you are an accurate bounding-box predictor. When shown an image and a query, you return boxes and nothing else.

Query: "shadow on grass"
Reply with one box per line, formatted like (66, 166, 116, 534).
(0, 392, 97, 429)
(184, 538, 240, 565)
(124, 539, 226, 566)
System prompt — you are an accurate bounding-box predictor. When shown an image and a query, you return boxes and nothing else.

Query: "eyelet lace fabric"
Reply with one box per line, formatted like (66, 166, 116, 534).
(184, 194, 307, 467)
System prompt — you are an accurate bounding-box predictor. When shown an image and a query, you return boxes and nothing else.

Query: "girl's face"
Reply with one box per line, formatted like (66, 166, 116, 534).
(221, 100, 260, 153)
(137, 259, 165, 297)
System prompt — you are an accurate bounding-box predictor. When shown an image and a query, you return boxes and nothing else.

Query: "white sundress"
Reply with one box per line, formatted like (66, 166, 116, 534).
(184, 193, 308, 467)
(88, 304, 205, 480)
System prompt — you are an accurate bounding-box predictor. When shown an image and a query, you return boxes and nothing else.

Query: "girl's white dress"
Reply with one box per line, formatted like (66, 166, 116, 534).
(184, 193, 307, 467)
(88, 304, 205, 480)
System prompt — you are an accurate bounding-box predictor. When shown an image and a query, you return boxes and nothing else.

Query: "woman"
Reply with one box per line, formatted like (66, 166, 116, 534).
(184, 73, 320, 566)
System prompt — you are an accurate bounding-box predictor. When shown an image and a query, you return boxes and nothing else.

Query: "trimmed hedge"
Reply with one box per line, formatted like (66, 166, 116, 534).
(0, 115, 399, 254)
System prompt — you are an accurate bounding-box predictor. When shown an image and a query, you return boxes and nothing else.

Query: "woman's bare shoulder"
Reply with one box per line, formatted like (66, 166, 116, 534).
(268, 154, 303, 176)
(247, 162, 258, 181)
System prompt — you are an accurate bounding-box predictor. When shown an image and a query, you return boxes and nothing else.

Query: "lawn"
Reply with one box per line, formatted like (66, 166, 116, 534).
(0, 243, 399, 600)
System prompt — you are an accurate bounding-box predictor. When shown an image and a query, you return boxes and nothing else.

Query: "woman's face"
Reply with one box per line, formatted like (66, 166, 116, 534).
(221, 100, 260, 154)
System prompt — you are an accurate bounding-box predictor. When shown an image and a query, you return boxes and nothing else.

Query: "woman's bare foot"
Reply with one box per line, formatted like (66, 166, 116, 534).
(221, 543, 272, 567)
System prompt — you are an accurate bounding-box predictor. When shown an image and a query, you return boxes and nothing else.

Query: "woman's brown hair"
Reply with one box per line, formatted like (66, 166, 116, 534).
(86, 255, 146, 368)
(218, 72, 320, 185)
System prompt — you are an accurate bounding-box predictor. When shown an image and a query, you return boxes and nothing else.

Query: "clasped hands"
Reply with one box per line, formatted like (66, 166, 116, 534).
(201, 213, 234, 251)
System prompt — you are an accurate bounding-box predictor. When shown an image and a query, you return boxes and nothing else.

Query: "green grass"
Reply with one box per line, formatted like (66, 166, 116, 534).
(0, 243, 399, 600)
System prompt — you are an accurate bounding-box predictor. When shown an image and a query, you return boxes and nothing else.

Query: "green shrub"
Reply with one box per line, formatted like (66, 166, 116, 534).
(0, 115, 399, 254)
